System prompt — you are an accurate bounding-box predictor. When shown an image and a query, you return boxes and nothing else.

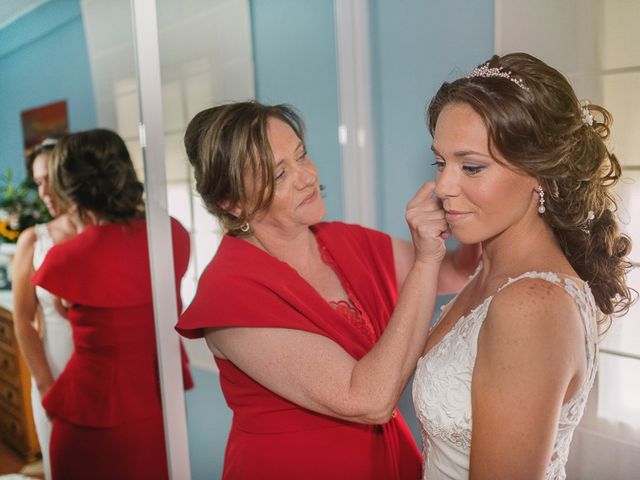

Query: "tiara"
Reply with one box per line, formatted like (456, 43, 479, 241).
(40, 137, 59, 147)
(580, 101, 593, 126)
(465, 63, 529, 91)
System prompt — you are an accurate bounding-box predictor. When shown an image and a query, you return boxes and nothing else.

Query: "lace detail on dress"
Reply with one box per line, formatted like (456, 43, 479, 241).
(33, 223, 54, 270)
(318, 240, 376, 343)
(328, 299, 375, 343)
(412, 271, 599, 480)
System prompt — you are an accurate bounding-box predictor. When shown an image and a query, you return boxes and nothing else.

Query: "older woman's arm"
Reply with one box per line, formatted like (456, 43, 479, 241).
(393, 237, 480, 294)
(12, 227, 55, 398)
(207, 181, 446, 424)
(207, 256, 439, 424)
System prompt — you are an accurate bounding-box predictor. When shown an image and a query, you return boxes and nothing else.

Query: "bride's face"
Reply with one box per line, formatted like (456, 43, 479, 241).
(432, 102, 539, 245)
(32, 153, 57, 216)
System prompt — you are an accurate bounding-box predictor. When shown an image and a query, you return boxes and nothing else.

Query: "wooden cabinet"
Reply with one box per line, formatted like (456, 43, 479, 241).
(0, 306, 40, 461)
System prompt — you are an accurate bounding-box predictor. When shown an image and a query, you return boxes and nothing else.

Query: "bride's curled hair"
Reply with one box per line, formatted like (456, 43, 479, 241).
(427, 52, 635, 330)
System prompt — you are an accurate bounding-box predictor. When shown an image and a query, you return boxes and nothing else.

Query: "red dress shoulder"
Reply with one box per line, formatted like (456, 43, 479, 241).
(176, 221, 421, 479)
(32, 217, 190, 307)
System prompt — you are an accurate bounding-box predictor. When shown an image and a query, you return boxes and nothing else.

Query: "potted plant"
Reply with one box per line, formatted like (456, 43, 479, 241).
(0, 168, 52, 289)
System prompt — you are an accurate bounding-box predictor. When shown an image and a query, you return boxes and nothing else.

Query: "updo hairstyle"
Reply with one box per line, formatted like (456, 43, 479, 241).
(427, 52, 634, 324)
(50, 129, 144, 223)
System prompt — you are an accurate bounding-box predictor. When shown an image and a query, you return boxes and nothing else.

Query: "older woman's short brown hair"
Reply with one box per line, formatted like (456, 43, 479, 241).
(184, 101, 305, 235)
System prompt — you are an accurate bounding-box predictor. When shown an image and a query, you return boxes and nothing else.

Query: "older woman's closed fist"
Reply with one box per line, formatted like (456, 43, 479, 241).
(405, 181, 449, 264)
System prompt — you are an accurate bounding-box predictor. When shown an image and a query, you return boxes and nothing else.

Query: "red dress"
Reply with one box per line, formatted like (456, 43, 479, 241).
(32, 218, 192, 480)
(176, 222, 422, 479)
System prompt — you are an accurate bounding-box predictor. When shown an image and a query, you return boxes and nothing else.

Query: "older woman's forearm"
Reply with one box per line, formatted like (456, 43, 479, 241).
(343, 260, 440, 423)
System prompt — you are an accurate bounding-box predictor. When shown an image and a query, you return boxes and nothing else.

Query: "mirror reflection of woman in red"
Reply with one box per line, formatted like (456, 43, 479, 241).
(32, 129, 193, 480)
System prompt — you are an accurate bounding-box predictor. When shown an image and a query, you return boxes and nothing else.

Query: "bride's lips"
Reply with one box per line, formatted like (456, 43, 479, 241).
(445, 209, 472, 223)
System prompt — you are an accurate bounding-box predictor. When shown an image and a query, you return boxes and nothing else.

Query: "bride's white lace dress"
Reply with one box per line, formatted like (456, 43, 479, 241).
(412, 271, 599, 479)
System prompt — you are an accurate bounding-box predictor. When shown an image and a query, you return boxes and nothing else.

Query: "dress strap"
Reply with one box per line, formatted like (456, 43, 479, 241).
(33, 223, 54, 270)
(34, 222, 48, 236)
(435, 260, 484, 325)
(497, 271, 564, 292)
(496, 270, 598, 347)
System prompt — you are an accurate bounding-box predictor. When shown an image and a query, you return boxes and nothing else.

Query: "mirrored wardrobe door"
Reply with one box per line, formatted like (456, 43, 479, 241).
(135, 0, 254, 478)
(0, 0, 177, 478)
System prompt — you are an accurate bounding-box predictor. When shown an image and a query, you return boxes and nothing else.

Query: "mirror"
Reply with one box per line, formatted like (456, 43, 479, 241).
(0, 1, 187, 478)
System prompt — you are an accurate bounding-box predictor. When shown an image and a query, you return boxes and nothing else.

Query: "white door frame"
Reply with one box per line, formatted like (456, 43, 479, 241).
(131, 0, 191, 478)
(334, 0, 377, 228)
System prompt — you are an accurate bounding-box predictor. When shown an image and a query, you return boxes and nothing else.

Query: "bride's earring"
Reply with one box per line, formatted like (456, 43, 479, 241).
(536, 186, 546, 214)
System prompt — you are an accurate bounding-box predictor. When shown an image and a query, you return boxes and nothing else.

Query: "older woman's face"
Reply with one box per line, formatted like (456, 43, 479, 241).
(250, 117, 325, 234)
(32, 153, 57, 216)
(432, 102, 539, 245)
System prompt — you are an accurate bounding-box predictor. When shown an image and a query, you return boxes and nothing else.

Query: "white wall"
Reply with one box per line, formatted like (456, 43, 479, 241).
(495, 0, 602, 100)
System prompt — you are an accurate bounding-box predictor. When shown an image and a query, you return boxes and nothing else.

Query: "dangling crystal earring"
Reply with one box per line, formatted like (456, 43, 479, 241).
(536, 186, 546, 214)
(240, 221, 250, 233)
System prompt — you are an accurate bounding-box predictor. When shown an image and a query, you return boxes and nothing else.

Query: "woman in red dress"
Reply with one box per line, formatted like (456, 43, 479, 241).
(31, 129, 193, 480)
(176, 102, 480, 479)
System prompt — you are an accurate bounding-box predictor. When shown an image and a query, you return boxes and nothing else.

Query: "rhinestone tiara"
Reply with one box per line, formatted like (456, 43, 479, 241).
(465, 63, 529, 91)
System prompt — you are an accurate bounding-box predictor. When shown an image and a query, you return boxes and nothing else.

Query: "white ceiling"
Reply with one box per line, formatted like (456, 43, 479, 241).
(0, 0, 48, 31)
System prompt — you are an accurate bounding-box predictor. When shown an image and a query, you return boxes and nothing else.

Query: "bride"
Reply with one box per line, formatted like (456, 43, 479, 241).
(413, 52, 633, 479)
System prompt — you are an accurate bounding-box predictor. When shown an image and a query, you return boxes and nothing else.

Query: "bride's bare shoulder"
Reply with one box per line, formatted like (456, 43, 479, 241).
(482, 276, 583, 344)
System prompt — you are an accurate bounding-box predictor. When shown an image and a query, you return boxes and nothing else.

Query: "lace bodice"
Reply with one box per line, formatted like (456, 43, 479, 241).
(412, 271, 599, 480)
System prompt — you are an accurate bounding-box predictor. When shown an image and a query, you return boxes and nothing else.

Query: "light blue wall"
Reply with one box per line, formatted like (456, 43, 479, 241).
(0, 0, 97, 179)
(250, 0, 343, 221)
(370, 0, 494, 237)
(185, 367, 231, 480)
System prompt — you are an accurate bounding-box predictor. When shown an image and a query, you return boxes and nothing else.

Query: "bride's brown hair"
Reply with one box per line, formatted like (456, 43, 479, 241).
(427, 52, 634, 329)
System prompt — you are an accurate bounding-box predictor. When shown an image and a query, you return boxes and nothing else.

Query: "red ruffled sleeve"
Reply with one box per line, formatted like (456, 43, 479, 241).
(176, 234, 326, 339)
(176, 222, 397, 354)
(32, 218, 190, 307)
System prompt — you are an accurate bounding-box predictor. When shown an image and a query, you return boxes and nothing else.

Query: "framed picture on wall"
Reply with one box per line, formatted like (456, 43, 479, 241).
(20, 99, 69, 160)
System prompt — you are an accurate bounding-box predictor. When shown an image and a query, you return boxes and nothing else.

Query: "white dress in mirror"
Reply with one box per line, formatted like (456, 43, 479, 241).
(31, 223, 73, 480)
(413, 271, 598, 480)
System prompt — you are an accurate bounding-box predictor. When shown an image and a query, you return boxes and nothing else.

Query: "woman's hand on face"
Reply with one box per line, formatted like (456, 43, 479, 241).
(405, 180, 449, 265)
